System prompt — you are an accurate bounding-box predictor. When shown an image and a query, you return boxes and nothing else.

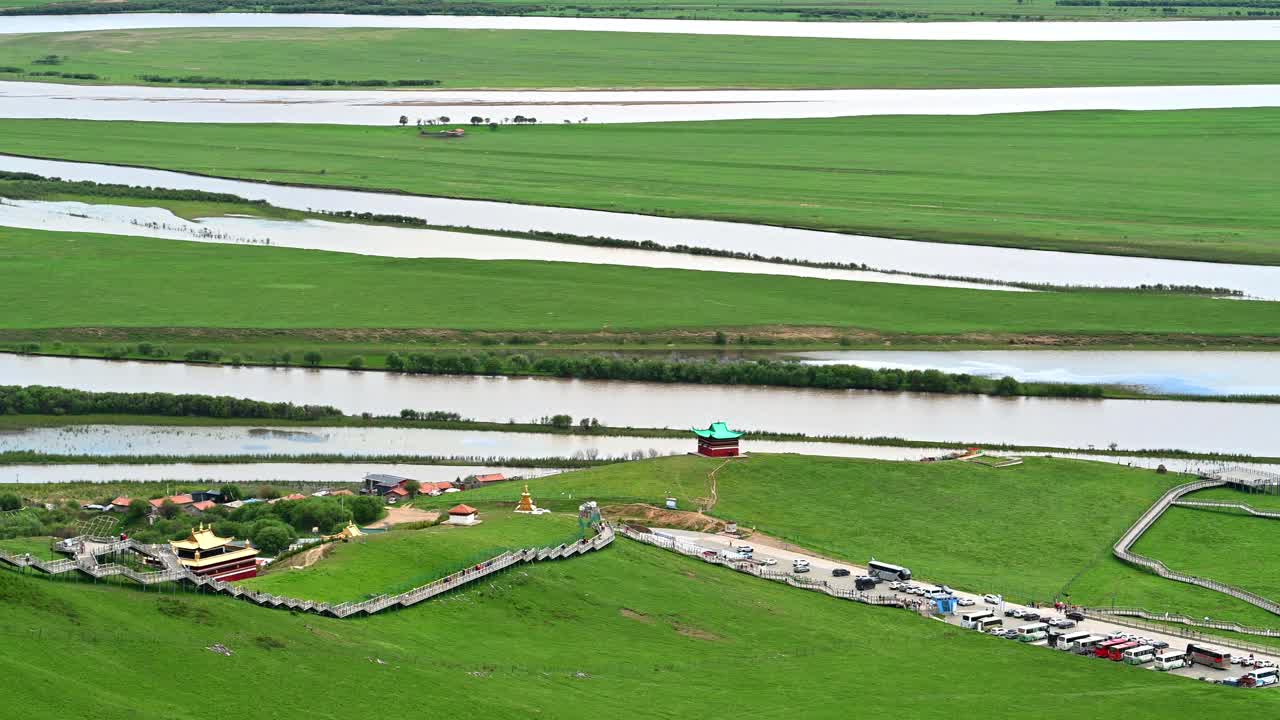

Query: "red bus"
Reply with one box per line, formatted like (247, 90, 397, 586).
(1108, 641, 1141, 662)
(1186, 644, 1232, 670)
(1095, 638, 1129, 659)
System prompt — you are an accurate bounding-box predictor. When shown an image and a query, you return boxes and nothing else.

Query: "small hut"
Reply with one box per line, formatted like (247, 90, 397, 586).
(446, 504, 480, 526)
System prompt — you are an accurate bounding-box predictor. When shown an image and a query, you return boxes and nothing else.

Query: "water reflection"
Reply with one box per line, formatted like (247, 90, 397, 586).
(3, 155, 1278, 298)
(3, 81, 1277, 125)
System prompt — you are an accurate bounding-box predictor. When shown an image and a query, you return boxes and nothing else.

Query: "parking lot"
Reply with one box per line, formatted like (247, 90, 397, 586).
(657, 528, 1280, 685)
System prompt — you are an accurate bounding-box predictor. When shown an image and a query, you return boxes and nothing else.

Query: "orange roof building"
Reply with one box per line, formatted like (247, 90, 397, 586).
(446, 504, 480, 526)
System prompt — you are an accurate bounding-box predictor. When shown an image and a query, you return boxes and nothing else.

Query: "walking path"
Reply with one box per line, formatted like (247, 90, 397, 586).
(0, 524, 613, 618)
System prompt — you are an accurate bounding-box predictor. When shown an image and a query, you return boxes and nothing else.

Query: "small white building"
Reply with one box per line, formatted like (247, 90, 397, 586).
(446, 504, 480, 526)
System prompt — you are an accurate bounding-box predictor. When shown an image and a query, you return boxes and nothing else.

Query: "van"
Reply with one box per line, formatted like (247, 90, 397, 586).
(1016, 623, 1049, 643)
(1123, 645, 1156, 665)
(854, 576, 877, 591)
(1154, 650, 1186, 671)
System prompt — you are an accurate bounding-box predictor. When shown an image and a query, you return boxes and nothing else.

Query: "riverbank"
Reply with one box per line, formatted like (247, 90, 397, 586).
(1, 111, 1276, 264)
(5, 29, 1278, 91)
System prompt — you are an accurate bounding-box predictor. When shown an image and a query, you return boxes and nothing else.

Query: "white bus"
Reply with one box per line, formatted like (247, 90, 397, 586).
(1017, 623, 1049, 643)
(1154, 650, 1186, 671)
(868, 559, 912, 582)
(1069, 635, 1106, 654)
(1056, 632, 1091, 651)
(977, 616, 1004, 632)
(1123, 645, 1156, 665)
(961, 611, 996, 629)
(1243, 668, 1279, 688)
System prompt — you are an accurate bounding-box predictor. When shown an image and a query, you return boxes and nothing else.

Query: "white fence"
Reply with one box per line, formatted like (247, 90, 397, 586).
(0, 524, 615, 619)
(616, 525, 905, 608)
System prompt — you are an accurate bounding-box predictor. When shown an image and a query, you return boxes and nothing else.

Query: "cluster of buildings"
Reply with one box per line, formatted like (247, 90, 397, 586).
(360, 472, 512, 504)
(95, 487, 358, 521)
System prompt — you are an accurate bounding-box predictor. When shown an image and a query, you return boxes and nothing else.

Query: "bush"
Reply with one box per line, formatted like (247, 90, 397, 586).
(349, 496, 384, 525)
(347, 356, 365, 370)
(250, 522, 295, 555)
(0, 493, 21, 511)
(303, 351, 322, 367)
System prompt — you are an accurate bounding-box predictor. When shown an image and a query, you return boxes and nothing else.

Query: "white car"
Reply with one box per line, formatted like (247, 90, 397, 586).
(758, 557, 777, 566)
(982, 594, 1001, 605)
(956, 597, 976, 607)
(889, 581, 903, 591)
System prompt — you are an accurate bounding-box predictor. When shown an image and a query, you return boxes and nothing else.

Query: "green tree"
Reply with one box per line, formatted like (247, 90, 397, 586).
(303, 351, 322, 367)
(0, 493, 20, 511)
(995, 376, 1023, 396)
(218, 484, 243, 502)
(385, 352, 404, 371)
(125, 499, 151, 524)
(404, 479, 421, 497)
(158, 499, 179, 520)
(349, 496, 384, 525)
(251, 523, 295, 555)
(347, 356, 365, 370)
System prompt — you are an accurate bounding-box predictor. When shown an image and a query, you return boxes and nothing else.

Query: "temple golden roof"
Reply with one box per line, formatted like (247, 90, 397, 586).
(170, 523, 237, 552)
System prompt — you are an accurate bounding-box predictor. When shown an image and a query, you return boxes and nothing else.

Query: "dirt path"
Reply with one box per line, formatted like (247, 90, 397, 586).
(366, 506, 440, 529)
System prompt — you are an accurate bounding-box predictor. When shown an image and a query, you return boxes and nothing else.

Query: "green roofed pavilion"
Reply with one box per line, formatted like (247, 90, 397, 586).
(692, 422, 742, 457)
(692, 422, 743, 440)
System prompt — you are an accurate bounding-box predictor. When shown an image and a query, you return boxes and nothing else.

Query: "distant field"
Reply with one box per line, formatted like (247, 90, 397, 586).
(0, 535, 59, 560)
(4, 29, 1279, 89)
(1, 0, 1270, 21)
(239, 508, 584, 602)
(6, 228, 1280, 342)
(455, 454, 1280, 628)
(2, 110, 1277, 264)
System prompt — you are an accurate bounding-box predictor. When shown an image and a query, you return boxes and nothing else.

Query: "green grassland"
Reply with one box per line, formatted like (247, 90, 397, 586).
(452, 454, 1280, 628)
(1132, 505, 1280, 601)
(0, 535, 60, 559)
(5, 228, 1280, 344)
(5, 29, 1279, 89)
(239, 507, 585, 602)
(1, 0, 1270, 21)
(3, 110, 1277, 263)
(1184, 486, 1280, 511)
(4, 540, 1273, 720)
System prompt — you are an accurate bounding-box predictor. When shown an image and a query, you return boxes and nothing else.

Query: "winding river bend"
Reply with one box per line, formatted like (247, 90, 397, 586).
(4, 155, 1279, 298)
(3, 354, 1278, 455)
(3, 14, 1280, 41)
(4, 81, 1278, 125)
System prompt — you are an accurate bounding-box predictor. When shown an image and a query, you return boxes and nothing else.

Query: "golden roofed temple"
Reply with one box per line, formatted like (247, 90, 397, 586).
(169, 523, 261, 581)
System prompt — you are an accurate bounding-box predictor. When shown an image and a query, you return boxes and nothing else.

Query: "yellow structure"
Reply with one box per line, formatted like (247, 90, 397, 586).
(169, 523, 260, 580)
(514, 485, 547, 515)
(324, 522, 366, 541)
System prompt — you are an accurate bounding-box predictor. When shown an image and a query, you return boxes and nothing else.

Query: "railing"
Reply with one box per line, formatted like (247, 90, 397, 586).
(1172, 500, 1280, 520)
(0, 524, 615, 619)
(1112, 478, 1280, 617)
(616, 525, 905, 609)
(1085, 607, 1280, 657)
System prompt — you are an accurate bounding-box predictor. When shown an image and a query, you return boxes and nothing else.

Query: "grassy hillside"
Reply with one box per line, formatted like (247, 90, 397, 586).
(2, 110, 1276, 264)
(1, 537, 1275, 720)
(6, 228, 1280, 342)
(5, 30, 1278, 89)
(239, 507, 585, 602)
(453, 454, 1280, 627)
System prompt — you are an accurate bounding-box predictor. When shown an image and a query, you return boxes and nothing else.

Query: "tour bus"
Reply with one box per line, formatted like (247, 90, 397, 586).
(1123, 645, 1157, 665)
(867, 559, 912, 582)
(1242, 668, 1279, 688)
(1017, 623, 1049, 643)
(1069, 635, 1106, 655)
(1154, 650, 1187, 671)
(1095, 638, 1130, 659)
(1108, 641, 1141, 662)
(1056, 632, 1091, 652)
(977, 616, 1004, 633)
(1186, 644, 1232, 670)
(961, 611, 996, 630)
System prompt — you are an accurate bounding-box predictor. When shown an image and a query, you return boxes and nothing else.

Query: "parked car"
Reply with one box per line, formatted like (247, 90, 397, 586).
(957, 597, 976, 607)
(734, 545, 755, 556)
(832, 567, 851, 577)
(1005, 608, 1023, 618)
(983, 594, 1002, 605)
(1021, 612, 1041, 622)
(758, 557, 777, 566)
(1066, 610, 1086, 621)
(1055, 619, 1076, 630)
(1107, 631, 1126, 640)
(1150, 640, 1169, 649)
(889, 581, 903, 591)
(793, 564, 811, 574)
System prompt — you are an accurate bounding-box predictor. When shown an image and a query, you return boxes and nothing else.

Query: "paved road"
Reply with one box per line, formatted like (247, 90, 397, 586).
(659, 529, 1280, 684)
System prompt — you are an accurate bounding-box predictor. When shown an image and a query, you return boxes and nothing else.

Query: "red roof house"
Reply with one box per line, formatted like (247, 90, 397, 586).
(474, 474, 506, 484)
(446, 504, 479, 526)
(149, 494, 195, 508)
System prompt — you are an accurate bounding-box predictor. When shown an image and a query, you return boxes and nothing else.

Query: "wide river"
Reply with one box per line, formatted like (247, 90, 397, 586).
(0, 461, 562, 485)
(788, 350, 1280, 396)
(0, 199, 1011, 292)
(3, 14, 1280, 41)
(2, 354, 1277, 455)
(5, 155, 1278, 298)
(4, 81, 1277, 125)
